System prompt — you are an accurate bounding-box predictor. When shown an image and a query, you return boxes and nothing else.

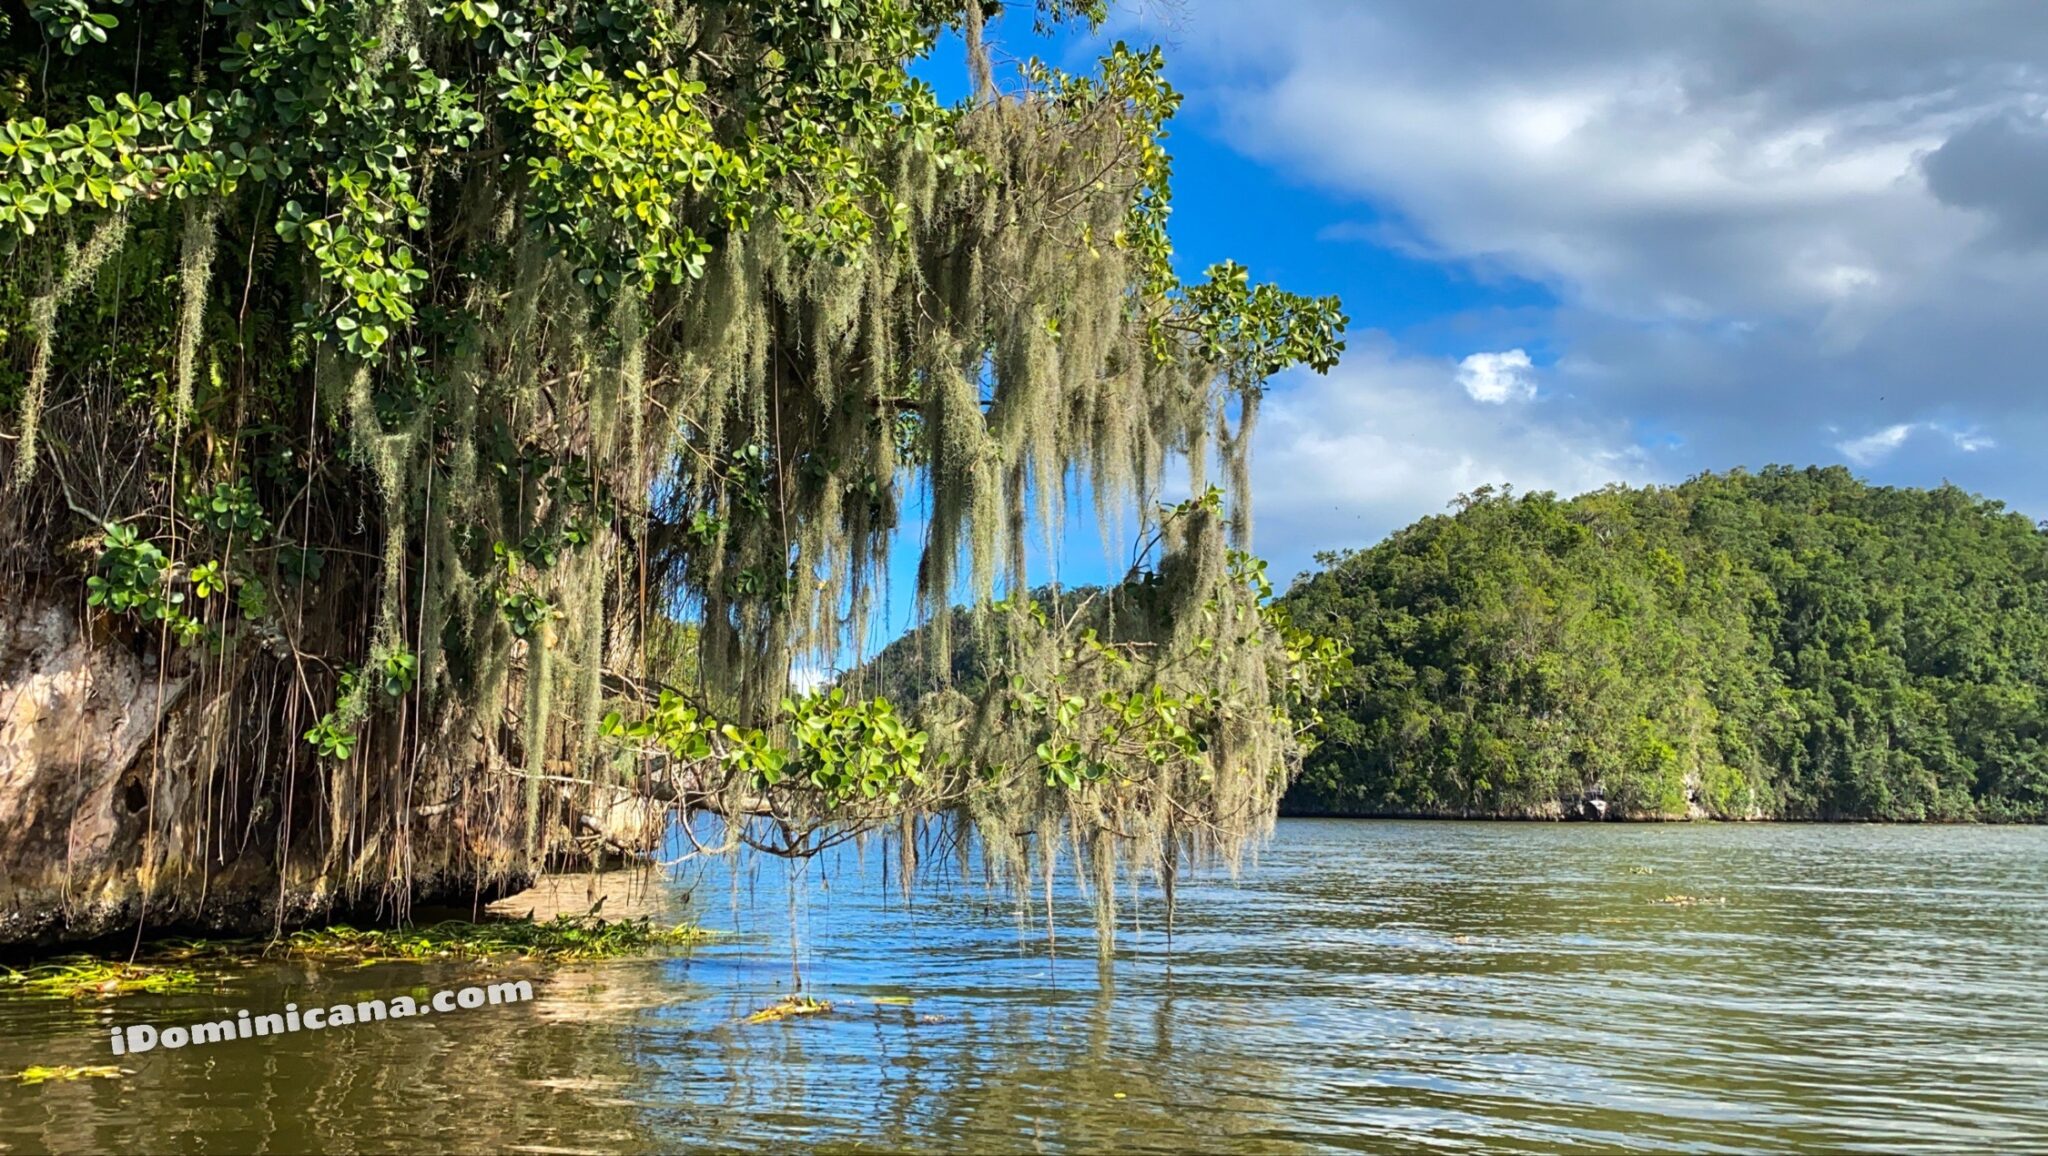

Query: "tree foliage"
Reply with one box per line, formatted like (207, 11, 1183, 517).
(847, 489, 1346, 932)
(0, 1, 1345, 934)
(1283, 468, 2048, 821)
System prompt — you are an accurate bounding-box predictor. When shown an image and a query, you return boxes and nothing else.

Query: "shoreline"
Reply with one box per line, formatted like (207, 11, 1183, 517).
(1276, 808, 2044, 824)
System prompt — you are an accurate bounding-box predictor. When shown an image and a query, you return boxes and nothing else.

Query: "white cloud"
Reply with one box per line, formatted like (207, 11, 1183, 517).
(1837, 422, 1917, 465)
(1217, 51, 1966, 324)
(1456, 349, 1538, 403)
(1833, 421, 1998, 466)
(1252, 342, 1656, 579)
(1131, 0, 2045, 519)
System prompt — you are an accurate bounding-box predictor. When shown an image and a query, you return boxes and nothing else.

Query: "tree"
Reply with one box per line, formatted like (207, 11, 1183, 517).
(0, 1, 1345, 945)
(1282, 468, 2048, 822)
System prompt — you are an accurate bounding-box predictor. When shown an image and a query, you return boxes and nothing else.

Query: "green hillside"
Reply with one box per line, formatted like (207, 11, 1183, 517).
(848, 585, 1108, 708)
(1280, 467, 2048, 820)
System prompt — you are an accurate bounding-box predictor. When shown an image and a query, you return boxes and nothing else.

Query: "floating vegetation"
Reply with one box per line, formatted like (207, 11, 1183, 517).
(12, 1065, 123, 1085)
(139, 938, 258, 965)
(0, 916, 705, 995)
(0, 960, 203, 1000)
(871, 996, 914, 1006)
(284, 916, 711, 965)
(743, 996, 832, 1025)
(1626, 866, 1655, 875)
(1652, 895, 1726, 908)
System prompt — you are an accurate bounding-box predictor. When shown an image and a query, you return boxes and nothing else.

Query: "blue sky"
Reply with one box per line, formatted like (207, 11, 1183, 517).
(849, 1, 2048, 669)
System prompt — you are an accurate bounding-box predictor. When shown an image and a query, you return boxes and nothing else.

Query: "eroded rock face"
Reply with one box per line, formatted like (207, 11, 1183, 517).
(0, 593, 528, 947)
(0, 597, 179, 944)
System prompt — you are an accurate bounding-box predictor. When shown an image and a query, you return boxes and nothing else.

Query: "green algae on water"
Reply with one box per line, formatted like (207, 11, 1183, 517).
(13, 1065, 124, 1085)
(283, 914, 712, 964)
(0, 915, 707, 996)
(0, 960, 203, 1000)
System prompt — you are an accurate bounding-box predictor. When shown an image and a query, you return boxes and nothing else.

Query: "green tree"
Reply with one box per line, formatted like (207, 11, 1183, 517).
(1282, 468, 2047, 821)
(0, 1, 1345, 943)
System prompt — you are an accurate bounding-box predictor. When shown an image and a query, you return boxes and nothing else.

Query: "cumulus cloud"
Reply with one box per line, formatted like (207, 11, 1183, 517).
(1127, 0, 2047, 524)
(1456, 349, 1538, 403)
(1162, 1, 1987, 323)
(1252, 341, 1656, 579)
(1922, 113, 2048, 246)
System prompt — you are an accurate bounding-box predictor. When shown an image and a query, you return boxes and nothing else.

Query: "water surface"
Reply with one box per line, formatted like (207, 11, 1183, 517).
(3, 820, 2045, 1153)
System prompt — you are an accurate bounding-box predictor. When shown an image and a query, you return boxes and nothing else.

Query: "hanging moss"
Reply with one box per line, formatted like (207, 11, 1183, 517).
(13, 210, 128, 483)
(0, 2, 1346, 944)
(171, 200, 220, 428)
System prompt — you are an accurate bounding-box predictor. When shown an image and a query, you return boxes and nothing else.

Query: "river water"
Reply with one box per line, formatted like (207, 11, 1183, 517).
(2, 820, 2045, 1154)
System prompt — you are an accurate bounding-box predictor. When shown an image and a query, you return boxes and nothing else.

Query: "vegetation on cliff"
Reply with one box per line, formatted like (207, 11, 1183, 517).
(1281, 468, 2048, 821)
(0, 0, 1344, 945)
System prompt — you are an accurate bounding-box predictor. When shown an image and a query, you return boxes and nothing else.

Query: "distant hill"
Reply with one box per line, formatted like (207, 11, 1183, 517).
(845, 584, 1108, 706)
(1280, 466, 2048, 821)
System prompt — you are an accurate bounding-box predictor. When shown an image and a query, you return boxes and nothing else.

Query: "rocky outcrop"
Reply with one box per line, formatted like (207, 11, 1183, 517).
(0, 590, 529, 948)
(0, 596, 183, 944)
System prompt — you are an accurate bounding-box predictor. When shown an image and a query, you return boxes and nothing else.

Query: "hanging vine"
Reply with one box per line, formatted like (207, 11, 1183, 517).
(0, 0, 1347, 944)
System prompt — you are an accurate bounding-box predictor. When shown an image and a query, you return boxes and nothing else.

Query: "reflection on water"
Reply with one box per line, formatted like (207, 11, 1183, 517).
(4, 820, 2046, 1154)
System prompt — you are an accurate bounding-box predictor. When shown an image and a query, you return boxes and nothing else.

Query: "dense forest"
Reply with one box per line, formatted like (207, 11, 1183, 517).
(1281, 467, 2048, 821)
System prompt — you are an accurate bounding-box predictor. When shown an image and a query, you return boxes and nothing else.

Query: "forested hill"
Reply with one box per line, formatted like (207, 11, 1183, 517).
(1281, 467, 2048, 821)
(850, 585, 1109, 708)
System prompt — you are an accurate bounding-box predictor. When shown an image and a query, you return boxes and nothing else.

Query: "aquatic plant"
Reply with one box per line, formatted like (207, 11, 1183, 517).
(12, 1065, 124, 1085)
(0, 915, 704, 987)
(743, 995, 832, 1025)
(0, 961, 203, 1000)
(282, 915, 710, 964)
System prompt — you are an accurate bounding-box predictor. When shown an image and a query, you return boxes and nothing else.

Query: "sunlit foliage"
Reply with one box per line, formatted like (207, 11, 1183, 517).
(1284, 468, 2048, 821)
(0, 1, 1345, 936)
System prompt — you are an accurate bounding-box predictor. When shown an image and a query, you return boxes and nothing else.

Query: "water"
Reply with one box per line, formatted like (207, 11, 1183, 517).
(3, 820, 2046, 1154)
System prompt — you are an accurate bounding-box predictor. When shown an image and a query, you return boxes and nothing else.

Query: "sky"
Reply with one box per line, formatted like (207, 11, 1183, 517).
(852, 1, 2048, 665)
